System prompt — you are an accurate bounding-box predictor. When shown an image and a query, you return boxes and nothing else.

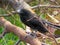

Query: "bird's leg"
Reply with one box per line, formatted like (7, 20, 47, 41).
(30, 31, 37, 38)
(25, 31, 37, 39)
(25, 26, 37, 38)
(25, 26, 32, 38)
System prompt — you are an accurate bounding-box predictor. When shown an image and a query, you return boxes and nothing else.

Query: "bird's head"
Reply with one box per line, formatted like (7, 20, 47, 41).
(17, 9, 34, 17)
(17, 9, 36, 21)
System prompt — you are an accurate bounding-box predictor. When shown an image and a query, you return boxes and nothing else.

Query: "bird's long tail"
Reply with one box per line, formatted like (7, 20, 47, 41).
(42, 19, 60, 29)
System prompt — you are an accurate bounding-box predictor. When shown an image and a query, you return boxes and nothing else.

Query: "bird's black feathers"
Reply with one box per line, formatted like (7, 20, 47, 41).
(18, 9, 48, 34)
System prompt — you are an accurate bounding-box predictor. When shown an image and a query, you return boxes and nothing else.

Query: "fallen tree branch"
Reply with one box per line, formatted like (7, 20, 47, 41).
(0, 17, 41, 45)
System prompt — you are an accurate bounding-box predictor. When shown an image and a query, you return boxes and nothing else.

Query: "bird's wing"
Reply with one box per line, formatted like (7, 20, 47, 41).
(26, 17, 48, 33)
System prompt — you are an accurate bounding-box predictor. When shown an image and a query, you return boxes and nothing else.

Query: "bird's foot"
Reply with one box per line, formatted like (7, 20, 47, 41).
(30, 32, 37, 38)
(25, 31, 37, 39)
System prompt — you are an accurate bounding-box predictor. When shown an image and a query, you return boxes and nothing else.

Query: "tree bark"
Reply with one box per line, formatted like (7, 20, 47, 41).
(0, 17, 41, 45)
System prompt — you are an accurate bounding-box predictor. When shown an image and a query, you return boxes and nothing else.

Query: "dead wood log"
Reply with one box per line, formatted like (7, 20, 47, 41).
(0, 17, 41, 45)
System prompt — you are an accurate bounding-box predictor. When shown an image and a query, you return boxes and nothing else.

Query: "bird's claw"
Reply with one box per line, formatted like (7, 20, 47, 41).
(25, 31, 37, 39)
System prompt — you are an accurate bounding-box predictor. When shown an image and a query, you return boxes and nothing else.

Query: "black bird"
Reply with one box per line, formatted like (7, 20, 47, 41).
(17, 9, 58, 45)
(18, 9, 48, 34)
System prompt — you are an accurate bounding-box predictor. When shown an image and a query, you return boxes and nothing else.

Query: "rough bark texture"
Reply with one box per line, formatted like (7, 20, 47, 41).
(0, 17, 41, 45)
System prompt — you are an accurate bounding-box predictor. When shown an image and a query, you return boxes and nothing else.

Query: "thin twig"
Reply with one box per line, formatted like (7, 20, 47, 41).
(47, 13, 59, 23)
(15, 40, 21, 45)
(0, 29, 8, 38)
(40, 18, 58, 45)
(32, 5, 60, 9)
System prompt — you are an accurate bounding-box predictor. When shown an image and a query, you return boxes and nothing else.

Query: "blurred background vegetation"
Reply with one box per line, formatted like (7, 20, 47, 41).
(0, 0, 60, 45)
